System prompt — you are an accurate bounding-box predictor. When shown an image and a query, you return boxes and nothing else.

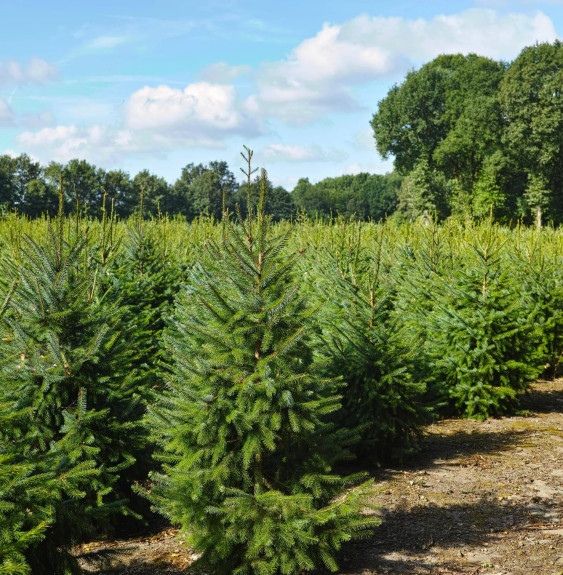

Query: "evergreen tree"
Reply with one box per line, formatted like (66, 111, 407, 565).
(510, 228, 563, 379)
(146, 149, 376, 574)
(0, 202, 145, 572)
(0, 395, 57, 574)
(404, 225, 545, 418)
(109, 213, 183, 513)
(306, 227, 431, 464)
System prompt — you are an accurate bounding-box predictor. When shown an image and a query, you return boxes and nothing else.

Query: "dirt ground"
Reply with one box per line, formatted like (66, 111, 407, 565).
(75, 379, 563, 575)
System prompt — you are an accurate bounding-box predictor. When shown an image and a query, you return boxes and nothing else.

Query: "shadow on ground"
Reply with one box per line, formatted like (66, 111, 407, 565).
(335, 381, 563, 574)
(520, 379, 563, 413)
(339, 495, 560, 574)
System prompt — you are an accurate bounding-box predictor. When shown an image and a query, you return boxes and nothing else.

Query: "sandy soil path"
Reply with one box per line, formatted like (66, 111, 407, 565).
(75, 379, 563, 575)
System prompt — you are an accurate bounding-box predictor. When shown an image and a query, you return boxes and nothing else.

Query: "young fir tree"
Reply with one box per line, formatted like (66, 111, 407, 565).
(113, 212, 182, 394)
(391, 220, 455, 407)
(305, 225, 431, 464)
(0, 194, 145, 573)
(415, 225, 545, 418)
(0, 380, 59, 575)
(510, 227, 563, 378)
(108, 212, 184, 521)
(147, 149, 376, 575)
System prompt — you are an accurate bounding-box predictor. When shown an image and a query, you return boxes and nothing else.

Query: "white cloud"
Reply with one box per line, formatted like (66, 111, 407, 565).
(16, 124, 143, 164)
(260, 144, 347, 163)
(249, 9, 557, 124)
(340, 159, 394, 176)
(87, 35, 128, 50)
(22, 109, 56, 130)
(15, 81, 264, 164)
(346, 10, 557, 62)
(126, 82, 262, 138)
(248, 23, 396, 124)
(0, 58, 59, 85)
(351, 129, 376, 152)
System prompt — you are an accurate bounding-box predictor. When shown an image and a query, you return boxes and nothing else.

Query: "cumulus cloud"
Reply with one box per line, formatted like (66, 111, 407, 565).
(0, 58, 59, 85)
(16, 81, 264, 163)
(260, 144, 347, 163)
(12, 8, 559, 163)
(125, 82, 263, 143)
(249, 9, 557, 124)
(345, 9, 557, 62)
(16, 124, 145, 164)
(247, 23, 397, 124)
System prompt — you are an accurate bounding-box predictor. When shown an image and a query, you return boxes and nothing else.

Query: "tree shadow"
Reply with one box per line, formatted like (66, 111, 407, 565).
(338, 495, 560, 574)
(332, 380, 563, 574)
(346, 426, 534, 485)
(78, 551, 189, 575)
(519, 379, 563, 414)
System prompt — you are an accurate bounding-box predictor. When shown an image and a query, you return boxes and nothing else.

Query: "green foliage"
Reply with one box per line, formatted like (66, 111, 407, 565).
(396, 159, 451, 221)
(471, 152, 507, 221)
(0, 215, 145, 572)
(499, 41, 563, 223)
(397, 224, 545, 418)
(146, 153, 377, 574)
(304, 223, 431, 463)
(291, 173, 401, 221)
(0, 440, 53, 574)
(510, 228, 563, 378)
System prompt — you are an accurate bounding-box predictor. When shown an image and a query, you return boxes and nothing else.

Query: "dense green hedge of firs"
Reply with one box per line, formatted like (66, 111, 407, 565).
(1, 190, 562, 574)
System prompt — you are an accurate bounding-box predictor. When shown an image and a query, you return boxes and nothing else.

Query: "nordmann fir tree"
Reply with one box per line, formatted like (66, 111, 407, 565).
(146, 148, 377, 575)
(113, 204, 182, 396)
(0, 186, 145, 574)
(0, 455, 52, 574)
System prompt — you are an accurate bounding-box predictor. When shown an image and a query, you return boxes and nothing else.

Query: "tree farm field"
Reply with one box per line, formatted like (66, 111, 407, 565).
(3, 209, 563, 575)
(74, 378, 563, 575)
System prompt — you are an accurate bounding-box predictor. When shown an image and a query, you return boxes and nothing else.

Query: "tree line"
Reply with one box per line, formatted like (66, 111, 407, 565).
(372, 40, 563, 226)
(0, 153, 402, 222)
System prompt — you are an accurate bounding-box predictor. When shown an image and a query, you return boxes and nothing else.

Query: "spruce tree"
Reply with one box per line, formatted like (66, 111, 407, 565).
(306, 226, 431, 464)
(109, 213, 183, 520)
(407, 225, 545, 418)
(0, 196, 145, 572)
(147, 149, 376, 575)
(113, 213, 182, 394)
(0, 401, 54, 575)
(510, 228, 563, 378)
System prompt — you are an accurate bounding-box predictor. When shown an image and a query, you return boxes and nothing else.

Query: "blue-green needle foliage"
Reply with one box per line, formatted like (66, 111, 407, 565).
(147, 153, 377, 575)
(0, 212, 145, 573)
(403, 226, 545, 419)
(306, 229, 431, 465)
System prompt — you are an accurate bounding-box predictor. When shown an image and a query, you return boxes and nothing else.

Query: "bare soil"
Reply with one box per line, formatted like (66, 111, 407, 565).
(75, 379, 563, 575)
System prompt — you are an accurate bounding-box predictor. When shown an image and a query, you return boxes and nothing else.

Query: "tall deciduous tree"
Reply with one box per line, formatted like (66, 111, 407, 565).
(499, 41, 563, 225)
(372, 54, 506, 218)
(132, 170, 171, 217)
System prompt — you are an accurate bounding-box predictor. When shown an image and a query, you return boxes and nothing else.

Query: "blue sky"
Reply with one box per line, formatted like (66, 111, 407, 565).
(0, 0, 562, 189)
